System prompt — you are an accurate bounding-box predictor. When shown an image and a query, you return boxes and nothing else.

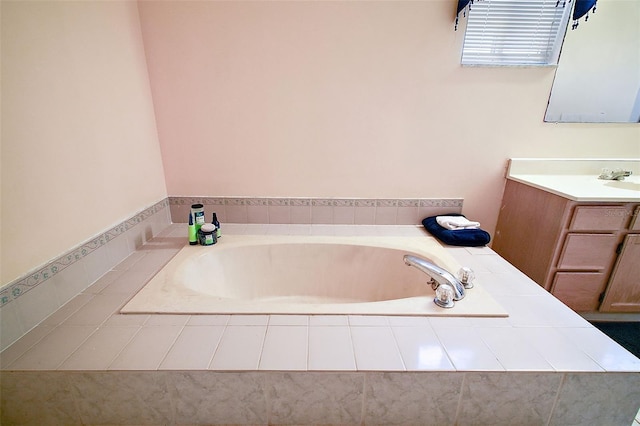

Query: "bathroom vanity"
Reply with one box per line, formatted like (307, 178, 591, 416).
(494, 159, 640, 313)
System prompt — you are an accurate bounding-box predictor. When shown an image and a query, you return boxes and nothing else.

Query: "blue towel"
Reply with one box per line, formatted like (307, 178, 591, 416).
(422, 214, 491, 247)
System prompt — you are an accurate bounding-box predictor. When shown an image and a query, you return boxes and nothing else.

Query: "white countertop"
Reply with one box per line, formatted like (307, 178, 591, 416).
(507, 158, 640, 202)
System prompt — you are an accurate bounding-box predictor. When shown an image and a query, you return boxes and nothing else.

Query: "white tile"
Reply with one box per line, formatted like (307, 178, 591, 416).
(434, 326, 504, 371)
(556, 327, 640, 371)
(85, 270, 124, 294)
(51, 260, 91, 304)
(387, 316, 430, 327)
(187, 315, 229, 326)
(160, 326, 225, 370)
(259, 326, 307, 370)
(112, 251, 147, 271)
(145, 314, 190, 326)
(41, 294, 93, 326)
(309, 315, 349, 326)
(476, 327, 553, 371)
(62, 293, 130, 326)
(0, 300, 24, 351)
(518, 327, 603, 372)
(392, 326, 454, 370)
(501, 295, 589, 328)
(350, 326, 404, 370)
(10, 326, 97, 370)
(14, 280, 62, 332)
(308, 326, 356, 370)
(348, 315, 389, 326)
(108, 326, 182, 370)
(59, 326, 140, 370)
(227, 315, 269, 326)
(0, 325, 54, 368)
(269, 315, 308, 326)
(209, 326, 266, 370)
(104, 313, 149, 326)
(428, 316, 473, 328)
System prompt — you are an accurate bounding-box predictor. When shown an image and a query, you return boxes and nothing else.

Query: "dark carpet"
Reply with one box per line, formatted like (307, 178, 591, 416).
(591, 322, 640, 358)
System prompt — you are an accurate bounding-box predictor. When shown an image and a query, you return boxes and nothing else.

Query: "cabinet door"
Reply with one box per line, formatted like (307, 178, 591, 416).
(600, 234, 640, 312)
(552, 272, 608, 312)
(630, 206, 640, 231)
(557, 234, 618, 270)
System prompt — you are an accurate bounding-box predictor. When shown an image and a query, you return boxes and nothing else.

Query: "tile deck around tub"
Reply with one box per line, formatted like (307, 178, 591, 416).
(1, 224, 640, 426)
(2, 223, 639, 374)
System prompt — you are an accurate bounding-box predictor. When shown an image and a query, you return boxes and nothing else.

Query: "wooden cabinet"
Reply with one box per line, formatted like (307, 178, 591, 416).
(493, 180, 639, 313)
(600, 234, 640, 312)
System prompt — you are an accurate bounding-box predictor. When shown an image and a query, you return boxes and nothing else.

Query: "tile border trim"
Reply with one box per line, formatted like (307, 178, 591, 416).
(0, 199, 170, 307)
(170, 196, 462, 209)
(169, 196, 463, 225)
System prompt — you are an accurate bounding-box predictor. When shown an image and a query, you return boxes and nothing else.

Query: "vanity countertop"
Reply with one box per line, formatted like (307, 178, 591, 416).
(507, 158, 640, 202)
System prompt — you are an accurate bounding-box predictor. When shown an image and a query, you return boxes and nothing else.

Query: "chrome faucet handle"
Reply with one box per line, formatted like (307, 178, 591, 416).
(434, 285, 455, 308)
(458, 267, 475, 289)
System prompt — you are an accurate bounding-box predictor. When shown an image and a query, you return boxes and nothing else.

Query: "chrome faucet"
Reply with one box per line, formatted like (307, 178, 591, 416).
(598, 168, 633, 181)
(403, 254, 466, 308)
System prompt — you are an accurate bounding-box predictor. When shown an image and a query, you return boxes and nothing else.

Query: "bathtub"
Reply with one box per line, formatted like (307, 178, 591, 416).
(121, 235, 507, 317)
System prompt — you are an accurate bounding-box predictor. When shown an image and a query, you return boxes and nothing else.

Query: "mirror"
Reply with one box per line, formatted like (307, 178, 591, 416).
(545, 0, 640, 123)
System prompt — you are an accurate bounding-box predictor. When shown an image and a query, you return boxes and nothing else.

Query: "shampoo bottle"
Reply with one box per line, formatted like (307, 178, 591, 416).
(188, 212, 197, 245)
(191, 203, 205, 234)
(211, 212, 221, 239)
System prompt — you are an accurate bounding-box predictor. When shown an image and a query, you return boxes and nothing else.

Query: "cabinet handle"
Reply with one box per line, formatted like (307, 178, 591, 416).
(616, 243, 624, 255)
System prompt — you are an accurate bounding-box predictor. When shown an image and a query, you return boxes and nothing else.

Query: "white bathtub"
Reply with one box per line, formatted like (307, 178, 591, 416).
(121, 235, 507, 317)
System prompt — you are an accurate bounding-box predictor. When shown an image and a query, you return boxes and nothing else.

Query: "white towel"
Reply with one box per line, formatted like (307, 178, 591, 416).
(436, 216, 481, 230)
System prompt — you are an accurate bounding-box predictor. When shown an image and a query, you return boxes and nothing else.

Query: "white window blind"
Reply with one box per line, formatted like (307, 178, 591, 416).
(461, 0, 571, 66)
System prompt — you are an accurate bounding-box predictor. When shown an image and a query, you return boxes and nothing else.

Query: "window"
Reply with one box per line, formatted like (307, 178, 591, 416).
(461, 0, 572, 66)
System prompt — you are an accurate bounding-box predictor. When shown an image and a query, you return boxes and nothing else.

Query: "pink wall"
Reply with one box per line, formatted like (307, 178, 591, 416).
(138, 1, 640, 234)
(2, 1, 167, 284)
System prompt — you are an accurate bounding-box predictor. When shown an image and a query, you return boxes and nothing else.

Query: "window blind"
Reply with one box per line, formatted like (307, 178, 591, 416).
(461, 0, 571, 66)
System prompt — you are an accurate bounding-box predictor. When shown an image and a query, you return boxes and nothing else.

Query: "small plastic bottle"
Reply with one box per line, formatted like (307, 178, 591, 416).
(191, 204, 205, 234)
(188, 212, 197, 245)
(211, 212, 221, 239)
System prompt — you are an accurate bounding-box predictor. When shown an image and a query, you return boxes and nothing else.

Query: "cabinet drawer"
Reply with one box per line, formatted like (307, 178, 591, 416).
(552, 272, 607, 312)
(557, 234, 618, 270)
(569, 206, 627, 231)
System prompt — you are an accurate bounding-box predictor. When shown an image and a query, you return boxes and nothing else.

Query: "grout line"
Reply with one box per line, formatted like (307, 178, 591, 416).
(453, 372, 466, 425)
(546, 372, 566, 426)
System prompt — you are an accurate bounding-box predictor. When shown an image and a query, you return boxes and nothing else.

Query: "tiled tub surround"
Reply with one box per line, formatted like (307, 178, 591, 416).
(0, 199, 172, 351)
(0, 196, 458, 351)
(2, 224, 640, 425)
(169, 196, 463, 225)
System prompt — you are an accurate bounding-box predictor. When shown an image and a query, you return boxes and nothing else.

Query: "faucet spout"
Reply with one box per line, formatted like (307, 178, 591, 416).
(403, 254, 466, 303)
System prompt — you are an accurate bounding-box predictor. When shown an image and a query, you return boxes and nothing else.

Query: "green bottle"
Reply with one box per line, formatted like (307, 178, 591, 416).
(188, 212, 197, 245)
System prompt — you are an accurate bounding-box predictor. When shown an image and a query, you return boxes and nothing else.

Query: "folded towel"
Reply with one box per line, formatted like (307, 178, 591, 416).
(423, 215, 491, 247)
(436, 215, 480, 230)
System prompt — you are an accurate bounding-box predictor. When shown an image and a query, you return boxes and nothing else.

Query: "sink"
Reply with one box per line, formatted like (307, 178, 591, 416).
(603, 175, 640, 191)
